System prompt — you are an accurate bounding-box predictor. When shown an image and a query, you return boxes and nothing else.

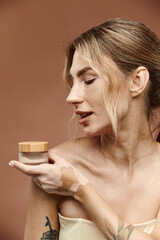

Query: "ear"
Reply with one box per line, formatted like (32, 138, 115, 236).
(130, 66, 149, 97)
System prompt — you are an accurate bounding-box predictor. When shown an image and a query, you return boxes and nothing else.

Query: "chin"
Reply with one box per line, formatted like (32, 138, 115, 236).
(83, 127, 103, 137)
(83, 125, 112, 138)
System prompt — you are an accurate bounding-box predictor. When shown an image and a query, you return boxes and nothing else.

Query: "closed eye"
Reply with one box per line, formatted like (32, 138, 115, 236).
(84, 79, 96, 85)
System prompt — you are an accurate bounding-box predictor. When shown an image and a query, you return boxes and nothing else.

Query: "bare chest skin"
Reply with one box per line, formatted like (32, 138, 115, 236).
(58, 139, 160, 224)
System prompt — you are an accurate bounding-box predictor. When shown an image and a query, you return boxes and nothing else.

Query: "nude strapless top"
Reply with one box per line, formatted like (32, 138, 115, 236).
(59, 213, 156, 240)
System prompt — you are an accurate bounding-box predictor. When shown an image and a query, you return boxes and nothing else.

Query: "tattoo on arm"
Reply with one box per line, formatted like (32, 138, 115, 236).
(104, 216, 134, 240)
(41, 216, 58, 240)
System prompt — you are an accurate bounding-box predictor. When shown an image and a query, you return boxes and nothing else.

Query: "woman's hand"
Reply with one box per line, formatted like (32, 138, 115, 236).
(9, 151, 89, 197)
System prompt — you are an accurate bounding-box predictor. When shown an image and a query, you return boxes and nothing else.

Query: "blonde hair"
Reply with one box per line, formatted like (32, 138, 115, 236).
(63, 18, 160, 139)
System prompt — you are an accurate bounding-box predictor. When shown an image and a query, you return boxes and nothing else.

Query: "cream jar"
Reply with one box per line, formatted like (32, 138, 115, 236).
(18, 141, 48, 165)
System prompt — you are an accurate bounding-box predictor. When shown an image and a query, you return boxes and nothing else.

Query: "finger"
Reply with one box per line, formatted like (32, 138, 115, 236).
(9, 160, 44, 176)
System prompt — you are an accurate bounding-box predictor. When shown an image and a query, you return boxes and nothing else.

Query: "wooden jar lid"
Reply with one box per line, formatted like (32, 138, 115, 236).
(19, 141, 48, 152)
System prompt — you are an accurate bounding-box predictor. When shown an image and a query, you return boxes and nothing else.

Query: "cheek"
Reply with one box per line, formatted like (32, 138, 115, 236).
(95, 102, 110, 120)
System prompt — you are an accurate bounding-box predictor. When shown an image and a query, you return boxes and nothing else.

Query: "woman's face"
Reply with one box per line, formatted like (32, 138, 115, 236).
(66, 51, 130, 137)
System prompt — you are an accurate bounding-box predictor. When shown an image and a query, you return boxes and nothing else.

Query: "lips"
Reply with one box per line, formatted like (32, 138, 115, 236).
(75, 110, 93, 124)
(80, 112, 92, 118)
(75, 111, 93, 118)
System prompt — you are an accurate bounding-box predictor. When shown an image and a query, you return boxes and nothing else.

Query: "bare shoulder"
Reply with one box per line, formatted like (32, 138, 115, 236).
(49, 136, 99, 165)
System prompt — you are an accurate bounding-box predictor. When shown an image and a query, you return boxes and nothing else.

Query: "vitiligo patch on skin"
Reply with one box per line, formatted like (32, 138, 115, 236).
(29, 152, 90, 195)
(50, 153, 89, 194)
(69, 182, 81, 193)
(60, 166, 89, 194)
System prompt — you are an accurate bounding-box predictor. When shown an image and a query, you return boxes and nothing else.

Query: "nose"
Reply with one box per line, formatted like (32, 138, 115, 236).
(66, 84, 83, 105)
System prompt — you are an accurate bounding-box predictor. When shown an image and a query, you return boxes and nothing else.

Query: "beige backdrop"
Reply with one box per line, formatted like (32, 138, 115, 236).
(0, 0, 159, 239)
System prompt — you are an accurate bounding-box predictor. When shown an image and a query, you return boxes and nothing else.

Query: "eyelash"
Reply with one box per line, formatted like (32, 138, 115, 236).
(84, 79, 96, 85)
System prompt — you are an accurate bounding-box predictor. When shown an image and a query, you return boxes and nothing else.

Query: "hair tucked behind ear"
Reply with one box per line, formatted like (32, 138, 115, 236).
(95, 19, 160, 112)
(64, 18, 160, 141)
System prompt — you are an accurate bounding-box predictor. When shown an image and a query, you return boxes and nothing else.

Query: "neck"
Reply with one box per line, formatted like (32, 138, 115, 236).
(99, 112, 156, 173)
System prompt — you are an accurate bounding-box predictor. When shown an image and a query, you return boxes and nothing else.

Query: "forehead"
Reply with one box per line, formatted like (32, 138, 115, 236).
(69, 51, 91, 76)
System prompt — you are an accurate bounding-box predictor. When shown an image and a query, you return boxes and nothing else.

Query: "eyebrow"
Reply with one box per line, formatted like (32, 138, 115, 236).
(69, 67, 93, 79)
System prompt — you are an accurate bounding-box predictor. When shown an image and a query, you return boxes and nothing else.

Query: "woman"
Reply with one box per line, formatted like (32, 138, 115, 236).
(9, 18, 160, 240)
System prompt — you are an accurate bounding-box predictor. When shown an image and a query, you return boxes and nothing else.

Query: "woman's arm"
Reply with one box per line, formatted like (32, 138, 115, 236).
(75, 183, 160, 240)
(9, 153, 160, 240)
(24, 179, 60, 240)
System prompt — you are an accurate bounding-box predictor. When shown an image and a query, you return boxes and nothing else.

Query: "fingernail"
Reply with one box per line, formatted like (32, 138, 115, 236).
(9, 161, 14, 167)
